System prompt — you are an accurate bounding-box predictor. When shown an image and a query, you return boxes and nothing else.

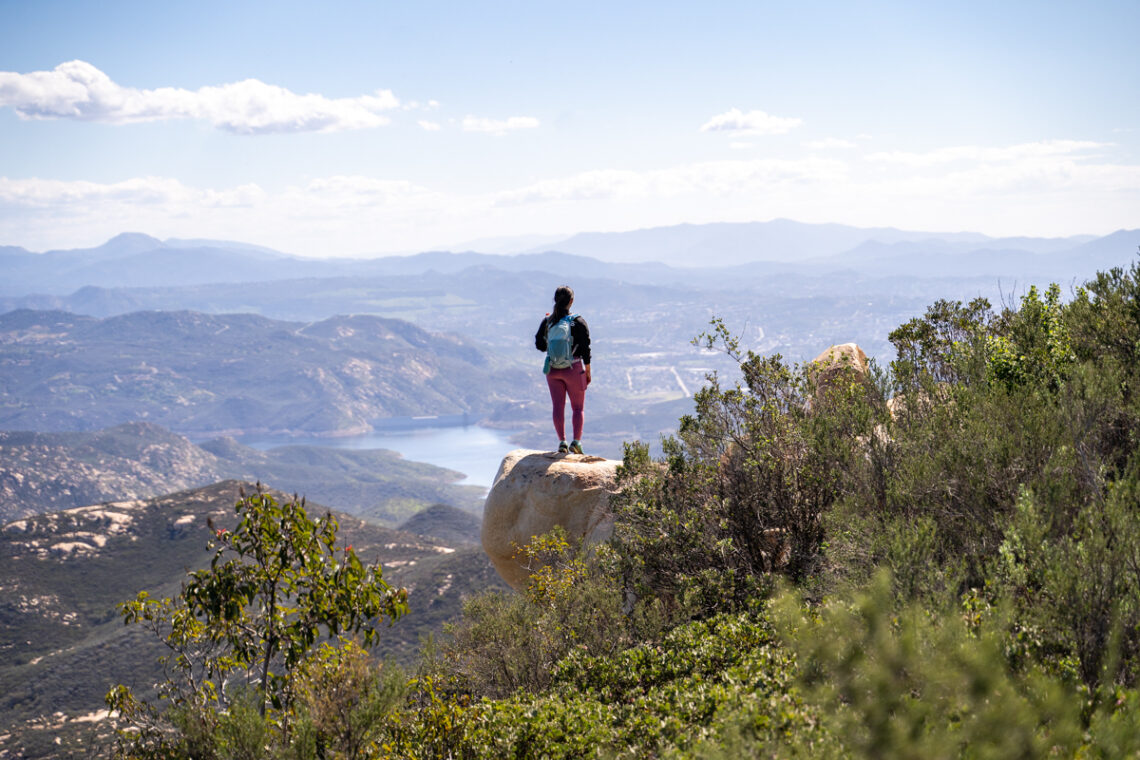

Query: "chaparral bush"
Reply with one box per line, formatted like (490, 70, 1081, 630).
(110, 255, 1140, 759)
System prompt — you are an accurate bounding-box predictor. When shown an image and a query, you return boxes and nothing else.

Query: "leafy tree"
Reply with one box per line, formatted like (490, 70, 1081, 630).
(1067, 256, 1140, 368)
(987, 283, 1075, 390)
(608, 318, 883, 618)
(106, 484, 408, 757)
(888, 296, 993, 389)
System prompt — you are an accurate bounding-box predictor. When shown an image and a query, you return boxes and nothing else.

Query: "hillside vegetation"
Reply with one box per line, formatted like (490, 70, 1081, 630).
(23, 255, 1140, 758)
(0, 481, 505, 758)
(358, 257, 1140, 758)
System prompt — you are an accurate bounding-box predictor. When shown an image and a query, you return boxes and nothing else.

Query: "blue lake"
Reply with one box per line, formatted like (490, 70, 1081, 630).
(241, 425, 519, 488)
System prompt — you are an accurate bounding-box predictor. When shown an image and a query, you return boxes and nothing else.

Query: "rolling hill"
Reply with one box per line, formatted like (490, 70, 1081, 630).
(0, 308, 529, 438)
(0, 421, 484, 525)
(0, 480, 506, 758)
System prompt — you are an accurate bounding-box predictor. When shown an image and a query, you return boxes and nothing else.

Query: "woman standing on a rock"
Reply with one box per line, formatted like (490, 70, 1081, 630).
(535, 285, 591, 454)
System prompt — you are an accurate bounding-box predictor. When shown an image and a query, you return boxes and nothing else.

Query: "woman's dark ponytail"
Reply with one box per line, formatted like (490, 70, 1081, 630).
(550, 285, 574, 323)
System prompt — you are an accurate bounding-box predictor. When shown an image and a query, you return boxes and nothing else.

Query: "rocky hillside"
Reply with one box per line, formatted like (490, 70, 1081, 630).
(0, 309, 529, 437)
(0, 422, 483, 524)
(398, 502, 483, 546)
(0, 423, 226, 522)
(0, 480, 506, 758)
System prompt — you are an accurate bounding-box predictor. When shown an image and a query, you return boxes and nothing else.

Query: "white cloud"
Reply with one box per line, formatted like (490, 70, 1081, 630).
(2, 134, 1137, 255)
(865, 140, 1106, 167)
(418, 120, 442, 131)
(699, 108, 802, 136)
(0, 60, 400, 134)
(0, 176, 196, 206)
(803, 138, 855, 150)
(461, 115, 540, 136)
(0, 175, 439, 214)
(0, 173, 449, 254)
(401, 98, 440, 111)
(493, 157, 848, 206)
(290, 176, 436, 208)
(0, 176, 272, 214)
(878, 154, 1140, 198)
(494, 169, 648, 205)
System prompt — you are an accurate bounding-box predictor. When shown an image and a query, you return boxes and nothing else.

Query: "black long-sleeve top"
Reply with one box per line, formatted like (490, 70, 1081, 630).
(535, 314, 591, 365)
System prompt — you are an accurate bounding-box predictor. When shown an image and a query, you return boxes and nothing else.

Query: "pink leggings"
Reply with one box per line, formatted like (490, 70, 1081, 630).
(546, 363, 586, 441)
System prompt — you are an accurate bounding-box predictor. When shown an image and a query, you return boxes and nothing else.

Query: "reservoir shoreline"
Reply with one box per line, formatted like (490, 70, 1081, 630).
(234, 419, 519, 489)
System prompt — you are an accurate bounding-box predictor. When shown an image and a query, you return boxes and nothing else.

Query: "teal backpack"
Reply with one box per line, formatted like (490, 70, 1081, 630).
(545, 314, 578, 372)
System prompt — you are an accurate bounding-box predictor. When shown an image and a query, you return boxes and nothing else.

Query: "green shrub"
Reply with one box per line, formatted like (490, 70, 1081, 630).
(391, 609, 817, 760)
(889, 297, 993, 390)
(428, 529, 631, 700)
(995, 471, 1140, 689)
(610, 320, 883, 618)
(289, 641, 408, 760)
(101, 257, 1140, 758)
(106, 485, 408, 758)
(772, 573, 1088, 759)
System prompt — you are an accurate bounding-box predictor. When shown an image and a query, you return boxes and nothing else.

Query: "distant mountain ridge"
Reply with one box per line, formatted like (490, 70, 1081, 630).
(2, 221, 1126, 300)
(0, 233, 304, 296)
(0, 235, 670, 299)
(3, 227, 1135, 325)
(0, 308, 528, 438)
(0, 423, 226, 521)
(523, 219, 1101, 266)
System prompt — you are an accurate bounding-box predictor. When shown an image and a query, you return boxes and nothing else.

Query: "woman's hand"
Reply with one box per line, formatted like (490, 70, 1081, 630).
(585, 364, 592, 387)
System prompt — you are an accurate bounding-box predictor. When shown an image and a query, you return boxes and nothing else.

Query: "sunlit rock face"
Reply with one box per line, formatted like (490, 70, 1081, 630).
(481, 449, 621, 591)
(810, 343, 870, 388)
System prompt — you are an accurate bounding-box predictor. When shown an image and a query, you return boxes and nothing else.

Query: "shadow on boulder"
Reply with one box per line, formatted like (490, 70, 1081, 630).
(481, 449, 621, 590)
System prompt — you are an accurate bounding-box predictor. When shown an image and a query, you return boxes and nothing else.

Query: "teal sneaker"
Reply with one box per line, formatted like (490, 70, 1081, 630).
(569, 440, 583, 455)
(557, 440, 569, 453)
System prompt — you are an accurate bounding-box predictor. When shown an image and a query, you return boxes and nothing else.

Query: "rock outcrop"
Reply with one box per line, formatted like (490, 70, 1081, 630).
(810, 343, 869, 387)
(481, 449, 621, 591)
(807, 343, 874, 414)
(886, 381, 954, 420)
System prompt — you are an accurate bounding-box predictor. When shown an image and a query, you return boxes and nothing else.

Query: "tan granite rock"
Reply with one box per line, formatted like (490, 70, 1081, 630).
(481, 449, 621, 591)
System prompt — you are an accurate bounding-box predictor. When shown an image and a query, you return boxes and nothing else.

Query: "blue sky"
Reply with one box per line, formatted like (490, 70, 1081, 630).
(1, 0, 1137, 255)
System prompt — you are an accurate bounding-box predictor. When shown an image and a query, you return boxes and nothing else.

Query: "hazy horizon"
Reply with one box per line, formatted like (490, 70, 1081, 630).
(1, 218, 1127, 263)
(2, 1, 1138, 257)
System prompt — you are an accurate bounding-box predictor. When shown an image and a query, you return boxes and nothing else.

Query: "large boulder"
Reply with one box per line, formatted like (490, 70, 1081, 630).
(807, 343, 872, 413)
(809, 343, 869, 387)
(481, 449, 621, 591)
(887, 381, 954, 420)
